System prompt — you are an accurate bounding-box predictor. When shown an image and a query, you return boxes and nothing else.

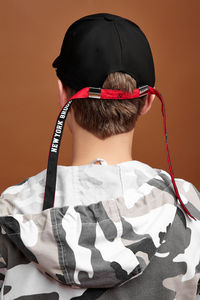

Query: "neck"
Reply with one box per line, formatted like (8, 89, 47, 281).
(71, 124, 134, 166)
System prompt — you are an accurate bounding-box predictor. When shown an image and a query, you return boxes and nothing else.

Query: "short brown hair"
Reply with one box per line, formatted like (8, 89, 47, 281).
(67, 72, 146, 139)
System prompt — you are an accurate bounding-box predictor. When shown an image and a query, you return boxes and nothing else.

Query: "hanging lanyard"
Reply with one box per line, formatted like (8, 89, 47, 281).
(43, 86, 195, 221)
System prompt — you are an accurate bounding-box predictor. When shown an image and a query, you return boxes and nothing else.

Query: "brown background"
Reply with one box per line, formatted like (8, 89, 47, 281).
(0, 0, 199, 193)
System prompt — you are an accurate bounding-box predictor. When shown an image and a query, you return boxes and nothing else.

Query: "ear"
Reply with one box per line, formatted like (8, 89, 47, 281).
(140, 93, 155, 115)
(57, 79, 68, 107)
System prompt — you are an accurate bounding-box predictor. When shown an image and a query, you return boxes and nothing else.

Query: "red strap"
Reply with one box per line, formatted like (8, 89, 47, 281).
(70, 86, 196, 220)
(148, 87, 196, 220)
(70, 87, 141, 100)
(46, 86, 195, 220)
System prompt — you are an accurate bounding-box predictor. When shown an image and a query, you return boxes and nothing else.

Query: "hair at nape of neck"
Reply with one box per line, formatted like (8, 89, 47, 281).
(64, 72, 147, 140)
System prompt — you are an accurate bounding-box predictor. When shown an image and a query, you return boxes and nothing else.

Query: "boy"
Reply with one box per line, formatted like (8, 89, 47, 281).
(0, 13, 200, 300)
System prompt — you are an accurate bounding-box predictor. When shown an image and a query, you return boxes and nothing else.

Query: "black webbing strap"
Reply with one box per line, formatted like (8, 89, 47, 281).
(43, 100, 72, 210)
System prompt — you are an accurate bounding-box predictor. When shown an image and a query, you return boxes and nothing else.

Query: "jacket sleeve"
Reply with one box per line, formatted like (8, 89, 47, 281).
(0, 227, 7, 293)
(0, 258, 6, 293)
(175, 180, 200, 297)
(0, 206, 8, 297)
(0, 192, 8, 292)
(197, 279, 200, 296)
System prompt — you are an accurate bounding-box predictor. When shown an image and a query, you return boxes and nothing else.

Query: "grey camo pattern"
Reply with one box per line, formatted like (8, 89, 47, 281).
(0, 160, 200, 299)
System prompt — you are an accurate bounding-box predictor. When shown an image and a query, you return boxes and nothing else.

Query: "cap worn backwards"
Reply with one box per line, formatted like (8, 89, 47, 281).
(50, 13, 196, 221)
(52, 13, 155, 90)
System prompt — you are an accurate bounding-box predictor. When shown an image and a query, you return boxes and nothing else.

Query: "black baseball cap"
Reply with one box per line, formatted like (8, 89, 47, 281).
(52, 13, 155, 90)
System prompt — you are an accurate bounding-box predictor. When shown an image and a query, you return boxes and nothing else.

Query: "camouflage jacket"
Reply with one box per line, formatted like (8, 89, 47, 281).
(0, 160, 200, 300)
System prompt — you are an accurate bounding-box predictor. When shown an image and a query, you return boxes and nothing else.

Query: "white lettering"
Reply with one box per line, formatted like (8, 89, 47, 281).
(55, 129, 61, 134)
(52, 143, 58, 149)
(53, 138, 59, 144)
(51, 148, 57, 153)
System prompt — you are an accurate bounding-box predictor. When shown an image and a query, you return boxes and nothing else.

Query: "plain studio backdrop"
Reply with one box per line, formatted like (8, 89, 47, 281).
(0, 0, 199, 193)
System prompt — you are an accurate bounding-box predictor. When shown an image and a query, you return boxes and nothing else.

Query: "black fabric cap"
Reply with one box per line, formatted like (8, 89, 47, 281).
(52, 13, 155, 90)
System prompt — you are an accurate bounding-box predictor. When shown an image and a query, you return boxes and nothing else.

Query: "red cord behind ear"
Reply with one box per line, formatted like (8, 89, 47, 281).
(148, 87, 196, 221)
(44, 86, 196, 220)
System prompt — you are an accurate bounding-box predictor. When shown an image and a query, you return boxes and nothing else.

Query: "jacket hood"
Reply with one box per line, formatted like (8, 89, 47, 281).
(0, 160, 180, 289)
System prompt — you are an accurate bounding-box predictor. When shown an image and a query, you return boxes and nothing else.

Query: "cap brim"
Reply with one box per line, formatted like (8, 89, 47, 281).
(52, 56, 61, 68)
